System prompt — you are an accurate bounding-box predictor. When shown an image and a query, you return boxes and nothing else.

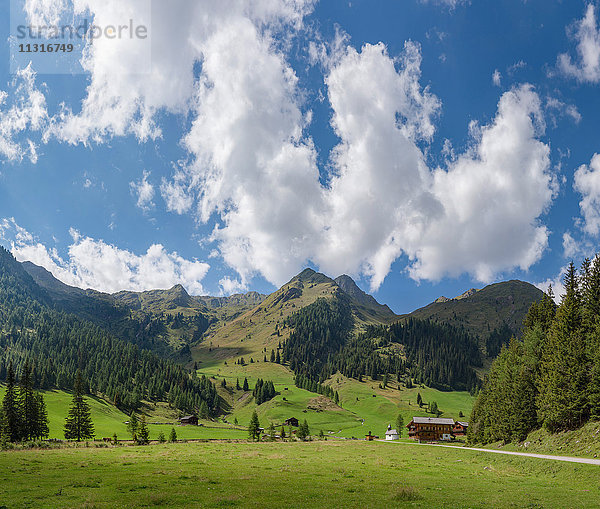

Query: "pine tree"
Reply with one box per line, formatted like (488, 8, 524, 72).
(268, 422, 275, 441)
(64, 371, 95, 441)
(137, 415, 149, 445)
(280, 425, 286, 440)
(395, 414, 404, 437)
(236, 378, 241, 390)
(157, 431, 166, 443)
(297, 419, 310, 441)
(416, 392, 423, 407)
(248, 410, 260, 441)
(243, 378, 249, 392)
(19, 360, 37, 441)
(169, 427, 177, 442)
(0, 409, 9, 449)
(2, 362, 20, 442)
(127, 413, 139, 441)
(200, 400, 210, 419)
(34, 393, 49, 440)
(537, 263, 588, 431)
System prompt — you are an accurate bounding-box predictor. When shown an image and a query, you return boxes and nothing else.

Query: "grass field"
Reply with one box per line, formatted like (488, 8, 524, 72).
(0, 440, 598, 508)
(0, 387, 247, 441)
(197, 358, 474, 440)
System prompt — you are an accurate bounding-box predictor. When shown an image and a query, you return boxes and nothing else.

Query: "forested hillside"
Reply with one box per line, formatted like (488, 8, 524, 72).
(403, 280, 544, 357)
(281, 294, 481, 392)
(0, 247, 219, 415)
(469, 257, 600, 444)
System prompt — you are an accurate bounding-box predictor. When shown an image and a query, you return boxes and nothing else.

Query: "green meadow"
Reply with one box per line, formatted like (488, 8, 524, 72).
(0, 387, 247, 441)
(0, 440, 598, 508)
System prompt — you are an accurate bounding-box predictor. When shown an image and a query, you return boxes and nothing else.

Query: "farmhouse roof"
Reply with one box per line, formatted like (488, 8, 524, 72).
(456, 421, 469, 427)
(179, 415, 196, 420)
(385, 429, 398, 435)
(410, 417, 455, 425)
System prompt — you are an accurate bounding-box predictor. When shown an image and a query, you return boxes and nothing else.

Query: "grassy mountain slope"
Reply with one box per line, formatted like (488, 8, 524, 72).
(191, 268, 474, 436)
(402, 280, 544, 343)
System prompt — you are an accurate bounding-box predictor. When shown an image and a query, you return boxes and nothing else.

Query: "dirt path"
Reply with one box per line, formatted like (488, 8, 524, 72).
(382, 440, 600, 465)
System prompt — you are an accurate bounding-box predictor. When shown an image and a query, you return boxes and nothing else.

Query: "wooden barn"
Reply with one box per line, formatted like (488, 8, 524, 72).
(407, 417, 455, 441)
(453, 421, 469, 436)
(179, 415, 199, 426)
(284, 417, 299, 427)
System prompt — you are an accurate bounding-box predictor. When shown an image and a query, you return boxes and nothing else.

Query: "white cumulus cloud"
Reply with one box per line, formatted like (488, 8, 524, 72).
(130, 170, 155, 210)
(574, 153, 600, 236)
(0, 64, 48, 163)
(24, 0, 558, 293)
(0, 218, 210, 294)
(557, 3, 600, 83)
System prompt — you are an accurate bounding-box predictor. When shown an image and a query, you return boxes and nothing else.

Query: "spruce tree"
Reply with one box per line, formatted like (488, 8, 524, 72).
(127, 413, 138, 441)
(248, 410, 260, 441)
(19, 360, 37, 441)
(537, 263, 588, 431)
(416, 392, 423, 407)
(243, 378, 249, 391)
(64, 371, 95, 441)
(34, 393, 49, 440)
(137, 415, 149, 445)
(297, 419, 310, 440)
(2, 362, 20, 442)
(0, 409, 9, 449)
(395, 414, 404, 437)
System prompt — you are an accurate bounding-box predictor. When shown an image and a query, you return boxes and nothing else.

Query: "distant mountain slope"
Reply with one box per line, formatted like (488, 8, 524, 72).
(334, 274, 396, 324)
(0, 247, 219, 415)
(21, 260, 267, 354)
(402, 280, 544, 350)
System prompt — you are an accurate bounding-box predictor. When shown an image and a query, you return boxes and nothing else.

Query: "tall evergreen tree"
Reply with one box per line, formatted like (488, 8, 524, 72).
(127, 413, 139, 441)
(19, 360, 37, 441)
(64, 371, 95, 441)
(537, 263, 588, 431)
(395, 414, 404, 437)
(34, 393, 49, 440)
(248, 410, 260, 441)
(2, 362, 20, 442)
(137, 415, 149, 445)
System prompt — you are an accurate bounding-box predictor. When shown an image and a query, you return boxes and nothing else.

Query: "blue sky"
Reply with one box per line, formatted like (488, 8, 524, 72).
(0, 0, 599, 313)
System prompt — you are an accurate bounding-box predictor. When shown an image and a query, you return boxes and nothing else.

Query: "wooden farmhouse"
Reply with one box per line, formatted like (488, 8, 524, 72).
(407, 417, 455, 441)
(179, 415, 199, 426)
(284, 417, 299, 427)
(453, 421, 469, 436)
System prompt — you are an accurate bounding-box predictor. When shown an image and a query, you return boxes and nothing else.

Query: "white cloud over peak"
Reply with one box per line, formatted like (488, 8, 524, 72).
(557, 3, 600, 83)
(319, 41, 441, 289)
(408, 85, 555, 283)
(23, 0, 557, 293)
(574, 153, 600, 236)
(0, 218, 210, 294)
